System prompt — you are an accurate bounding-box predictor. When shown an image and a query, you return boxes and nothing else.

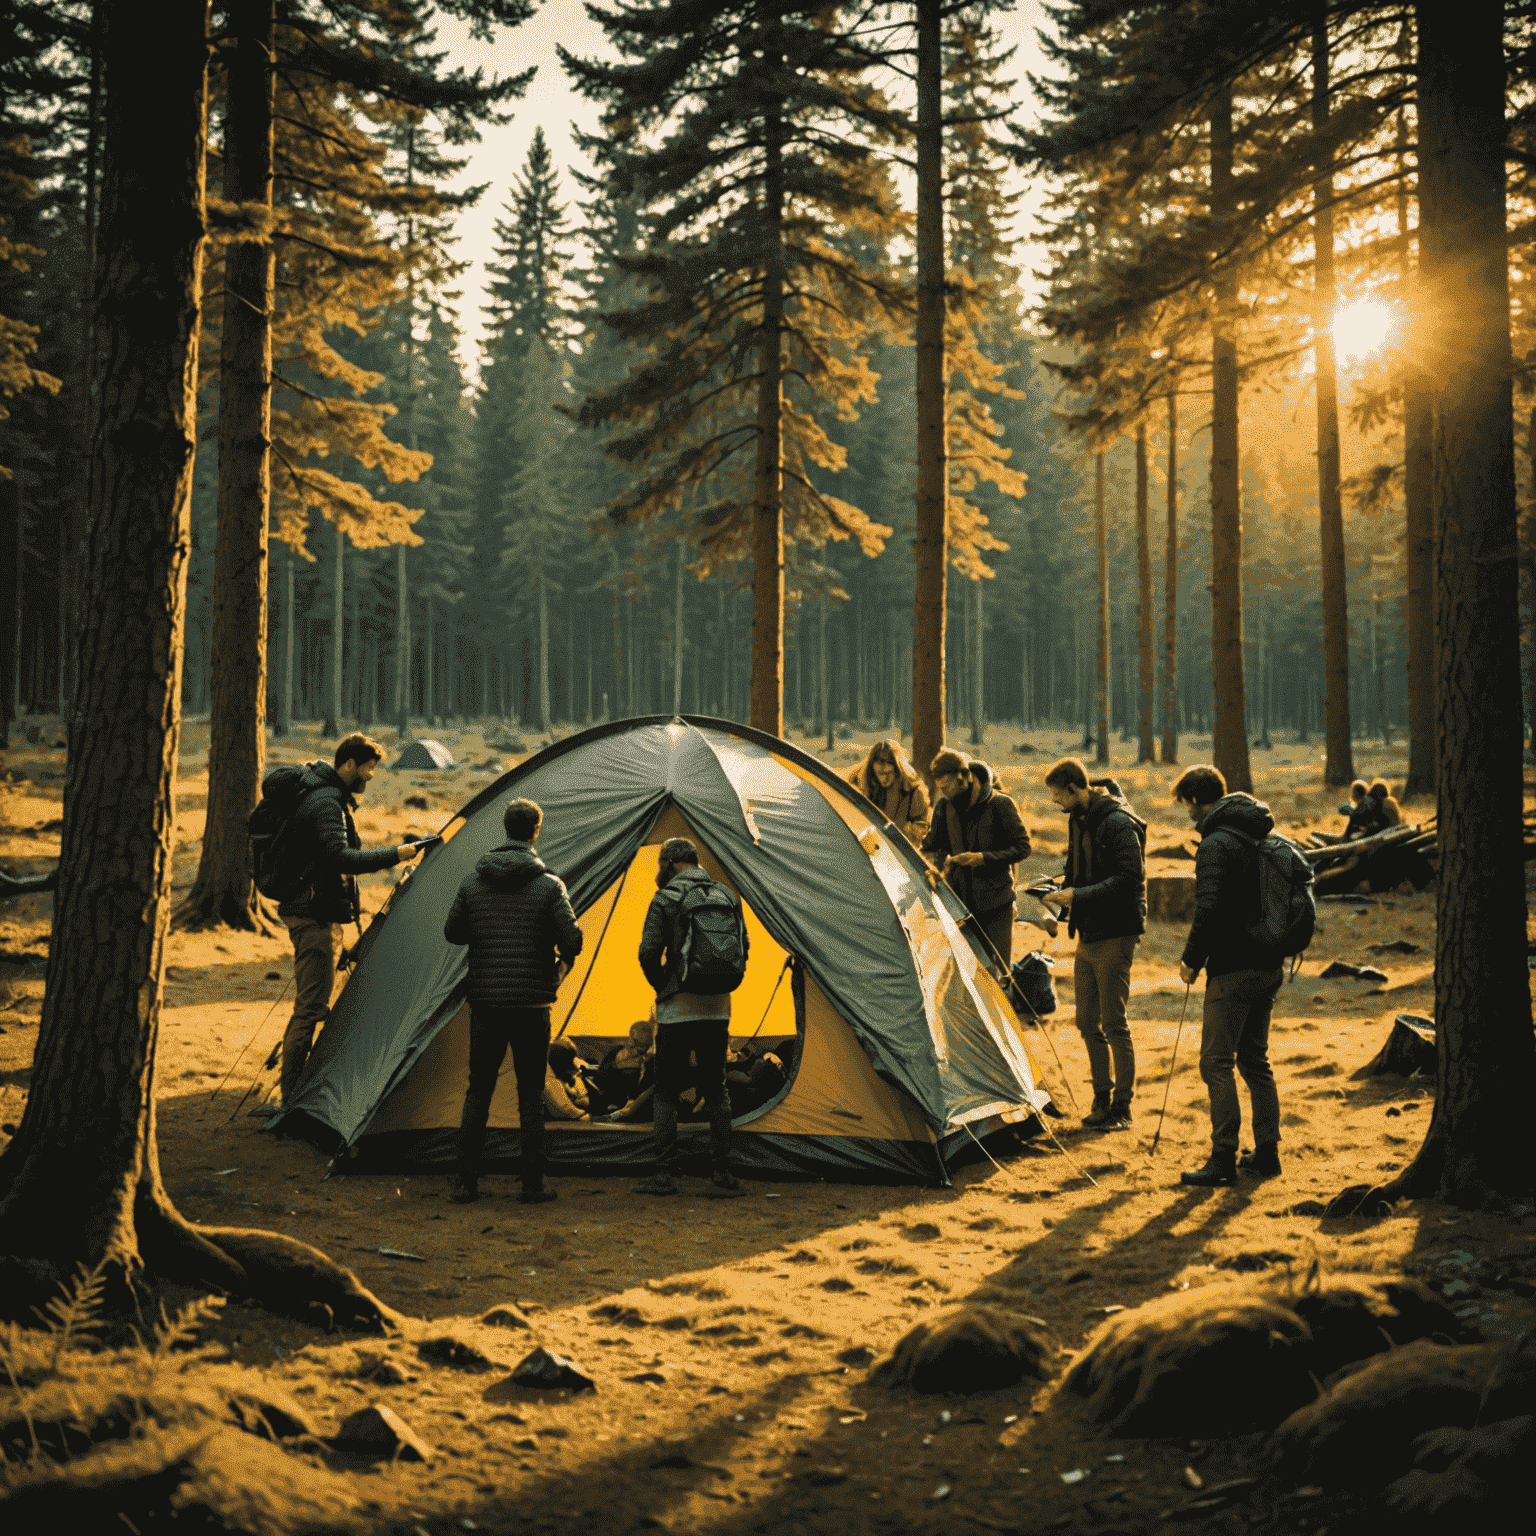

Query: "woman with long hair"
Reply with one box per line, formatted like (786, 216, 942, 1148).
(848, 739, 931, 845)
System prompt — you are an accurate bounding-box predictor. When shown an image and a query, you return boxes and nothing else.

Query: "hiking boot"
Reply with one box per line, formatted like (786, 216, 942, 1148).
(448, 1175, 479, 1204)
(518, 1187, 557, 1205)
(1103, 1102, 1132, 1130)
(706, 1168, 745, 1199)
(1239, 1143, 1282, 1179)
(1179, 1151, 1238, 1188)
(634, 1173, 677, 1196)
(1081, 1094, 1114, 1127)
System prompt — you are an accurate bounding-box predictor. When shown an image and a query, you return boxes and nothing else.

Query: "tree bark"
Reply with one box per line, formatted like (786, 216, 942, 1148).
(180, 0, 274, 931)
(1363, 0, 1536, 1211)
(0, 0, 396, 1327)
(1094, 450, 1110, 764)
(1162, 392, 1179, 764)
(750, 98, 786, 737)
(1400, 109, 1436, 797)
(1136, 422, 1155, 761)
(1312, 16, 1355, 788)
(911, 0, 946, 785)
(1209, 86, 1252, 792)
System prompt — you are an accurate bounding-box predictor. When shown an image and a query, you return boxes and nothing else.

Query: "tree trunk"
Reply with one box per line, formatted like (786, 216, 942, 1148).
(1209, 86, 1252, 793)
(11, 465, 22, 721)
(750, 102, 786, 737)
(322, 517, 343, 737)
(1312, 17, 1355, 788)
(968, 578, 984, 745)
(911, 0, 946, 784)
(673, 538, 685, 716)
(1366, 0, 1536, 1211)
(1400, 108, 1436, 798)
(1094, 451, 1110, 764)
(0, 0, 395, 1328)
(394, 544, 409, 738)
(178, 0, 274, 931)
(1136, 422, 1155, 761)
(536, 572, 551, 734)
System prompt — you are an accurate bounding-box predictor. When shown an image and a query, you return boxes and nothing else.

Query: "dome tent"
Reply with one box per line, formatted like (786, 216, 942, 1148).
(391, 738, 456, 770)
(277, 717, 1051, 1184)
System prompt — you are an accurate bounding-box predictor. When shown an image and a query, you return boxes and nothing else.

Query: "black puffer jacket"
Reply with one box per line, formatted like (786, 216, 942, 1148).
(638, 865, 745, 1005)
(1063, 781, 1147, 943)
(443, 840, 583, 1008)
(920, 761, 1032, 916)
(276, 763, 400, 925)
(1181, 794, 1287, 979)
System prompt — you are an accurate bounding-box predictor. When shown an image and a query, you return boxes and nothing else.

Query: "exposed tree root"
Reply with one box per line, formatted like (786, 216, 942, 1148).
(172, 879, 280, 936)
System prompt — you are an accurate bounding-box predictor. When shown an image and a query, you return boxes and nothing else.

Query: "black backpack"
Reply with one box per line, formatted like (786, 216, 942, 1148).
(1220, 826, 1317, 958)
(1009, 950, 1058, 1017)
(672, 878, 750, 994)
(248, 764, 323, 901)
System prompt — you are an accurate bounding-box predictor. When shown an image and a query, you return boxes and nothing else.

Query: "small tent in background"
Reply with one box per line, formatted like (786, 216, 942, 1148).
(391, 739, 456, 771)
(279, 717, 1051, 1184)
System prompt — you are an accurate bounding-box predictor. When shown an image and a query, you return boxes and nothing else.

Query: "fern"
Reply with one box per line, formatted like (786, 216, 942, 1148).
(29, 1260, 110, 1372)
(143, 1295, 226, 1386)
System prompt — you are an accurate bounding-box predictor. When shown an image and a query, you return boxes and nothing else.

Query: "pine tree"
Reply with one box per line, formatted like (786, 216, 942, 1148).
(563, 1, 907, 737)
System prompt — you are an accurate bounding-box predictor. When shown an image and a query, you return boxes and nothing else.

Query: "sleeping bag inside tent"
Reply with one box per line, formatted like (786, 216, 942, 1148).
(277, 717, 1052, 1184)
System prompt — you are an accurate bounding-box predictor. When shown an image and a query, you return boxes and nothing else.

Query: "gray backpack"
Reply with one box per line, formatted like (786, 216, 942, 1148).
(1221, 826, 1317, 957)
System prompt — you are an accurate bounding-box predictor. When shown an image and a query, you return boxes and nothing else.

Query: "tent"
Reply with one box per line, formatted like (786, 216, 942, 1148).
(279, 717, 1051, 1184)
(392, 738, 456, 770)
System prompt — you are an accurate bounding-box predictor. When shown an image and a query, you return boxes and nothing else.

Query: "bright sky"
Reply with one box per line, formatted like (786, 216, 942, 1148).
(433, 0, 1054, 375)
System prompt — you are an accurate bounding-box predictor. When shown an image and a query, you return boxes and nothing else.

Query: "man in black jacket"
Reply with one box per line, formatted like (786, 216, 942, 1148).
(1173, 764, 1285, 1188)
(633, 837, 744, 1199)
(277, 733, 422, 1106)
(1044, 757, 1147, 1129)
(922, 750, 1032, 967)
(442, 796, 583, 1204)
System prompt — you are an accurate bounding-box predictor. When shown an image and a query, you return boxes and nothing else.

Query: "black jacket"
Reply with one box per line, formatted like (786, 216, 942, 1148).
(276, 763, 400, 925)
(638, 865, 744, 1004)
(1063, 782, 1147, 943)
(1181, 794, 1287, 979)
(443, 840, 583, 1008)
(920, 762, 1032, 916)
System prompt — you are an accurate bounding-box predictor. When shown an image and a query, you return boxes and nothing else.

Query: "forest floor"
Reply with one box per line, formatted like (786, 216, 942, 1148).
(1, 718, 1533, 1535)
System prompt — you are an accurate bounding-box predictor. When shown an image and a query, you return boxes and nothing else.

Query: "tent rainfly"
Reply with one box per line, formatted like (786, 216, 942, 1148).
(278, 717, 1052, 1184)
(392, 739, 456, 770)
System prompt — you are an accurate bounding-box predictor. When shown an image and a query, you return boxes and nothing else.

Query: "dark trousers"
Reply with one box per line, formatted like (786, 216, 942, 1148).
(976, 903, 1015, 968)
(1074, 935, 1138, 1104)
(653, 1019, 732, 1176)
(1199, 969, 1283, 1152)
(281, 916, 341, 1105)
(457, 1004, 550, 1190)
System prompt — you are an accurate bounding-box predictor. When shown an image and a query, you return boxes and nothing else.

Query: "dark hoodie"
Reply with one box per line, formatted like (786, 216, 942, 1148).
(920, 760, 1032, 916)
(1181, 793, 1285, 978)
(1062, 779, 1147, 943)
(443, 839, 583, 1008)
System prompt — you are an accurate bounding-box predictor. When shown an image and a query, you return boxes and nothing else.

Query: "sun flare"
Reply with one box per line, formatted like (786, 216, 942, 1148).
(1332, 298, 1396, 360)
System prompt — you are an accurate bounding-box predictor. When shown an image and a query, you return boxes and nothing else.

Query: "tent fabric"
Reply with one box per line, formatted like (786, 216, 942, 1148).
(279, 716, 1050, 1184)
(392, 738, 457, 770)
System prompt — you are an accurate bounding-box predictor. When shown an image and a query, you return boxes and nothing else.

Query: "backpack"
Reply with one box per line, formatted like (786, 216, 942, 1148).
(1009, 950, 1057, 1018)
(1220, 826, 1317, 958)
(248, 764, 323, 901)
(672, 878, 750, 994)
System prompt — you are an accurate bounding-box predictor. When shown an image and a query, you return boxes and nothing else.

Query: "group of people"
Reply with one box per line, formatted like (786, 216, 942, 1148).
(1342, 777, 1402, 841)
(271, 730, 1295, 1204)
(854, 739, 1293, 1190)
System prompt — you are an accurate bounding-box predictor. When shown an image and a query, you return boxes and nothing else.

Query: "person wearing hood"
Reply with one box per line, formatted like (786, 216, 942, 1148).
(1043, 757, 1148, 1129)
(442, 796, 583, 1205)
(922, 750, 1032, 967)
(1173, 764, 1285, 1188)
(632, 837, 746, 1198)
(276, 732, 424, 1107)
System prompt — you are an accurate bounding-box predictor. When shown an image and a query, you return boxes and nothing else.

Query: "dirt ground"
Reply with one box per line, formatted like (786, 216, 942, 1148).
(2, 718, 1533, 1535)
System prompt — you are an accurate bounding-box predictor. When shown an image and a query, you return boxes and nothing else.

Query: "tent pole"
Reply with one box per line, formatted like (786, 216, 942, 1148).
(555, 861, 631, 1039)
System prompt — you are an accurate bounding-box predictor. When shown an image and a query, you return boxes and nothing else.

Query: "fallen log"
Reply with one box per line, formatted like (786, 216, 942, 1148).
(1305, 824, 1420, 868)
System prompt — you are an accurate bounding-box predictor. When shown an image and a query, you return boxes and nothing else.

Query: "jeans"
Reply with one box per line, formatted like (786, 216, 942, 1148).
(281, 916, 341, 1105)
(1199, 968, 1283, 1152)
(653, 1019, 732, 1176)
(457, 1005, 551, 1190)
(1074, 935, 1138, 1104)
